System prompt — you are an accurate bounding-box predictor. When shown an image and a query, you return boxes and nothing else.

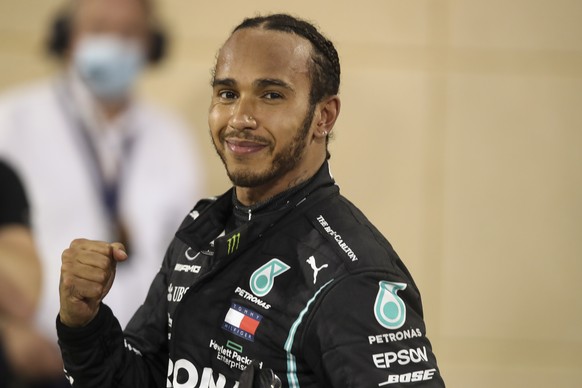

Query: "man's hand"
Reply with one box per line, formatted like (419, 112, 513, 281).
(59, 239, 127, 327)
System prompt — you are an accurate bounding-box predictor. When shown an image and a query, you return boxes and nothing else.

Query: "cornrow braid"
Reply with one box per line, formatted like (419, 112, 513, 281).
(233, 14, 340, 105)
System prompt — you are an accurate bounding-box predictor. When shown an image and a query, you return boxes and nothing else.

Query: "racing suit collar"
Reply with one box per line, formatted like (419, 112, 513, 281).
(231, 164, 323, 229)
(175, 161, 337, 257)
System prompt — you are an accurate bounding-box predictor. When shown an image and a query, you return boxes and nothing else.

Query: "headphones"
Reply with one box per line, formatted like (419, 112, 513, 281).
(46, 4, 167, 64)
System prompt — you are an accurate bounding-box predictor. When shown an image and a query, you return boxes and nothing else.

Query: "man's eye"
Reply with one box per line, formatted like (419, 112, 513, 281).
(264, 92, 283, 100)
(219, 91, 237, 99)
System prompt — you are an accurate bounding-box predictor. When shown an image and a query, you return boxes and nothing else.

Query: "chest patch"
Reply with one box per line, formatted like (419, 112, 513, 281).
(221, 302, 263, 342)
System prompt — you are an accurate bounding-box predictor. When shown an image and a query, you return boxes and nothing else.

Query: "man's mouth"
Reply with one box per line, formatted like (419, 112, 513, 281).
(225, 138, 268, 154)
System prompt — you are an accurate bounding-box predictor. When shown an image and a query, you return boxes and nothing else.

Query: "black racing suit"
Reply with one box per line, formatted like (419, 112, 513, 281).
(57, 162, 445, 387)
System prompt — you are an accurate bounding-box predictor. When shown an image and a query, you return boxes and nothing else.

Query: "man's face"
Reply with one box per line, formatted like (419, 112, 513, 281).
(70, 0, 149, 48)
(209, 28, 317, 189)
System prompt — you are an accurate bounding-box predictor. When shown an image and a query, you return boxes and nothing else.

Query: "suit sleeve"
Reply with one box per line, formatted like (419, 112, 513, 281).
(56, 239, 175, 387)
(301, 270, 445, 387)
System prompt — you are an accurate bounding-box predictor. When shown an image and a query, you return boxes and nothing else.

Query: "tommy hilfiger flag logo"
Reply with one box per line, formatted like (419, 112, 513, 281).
(222, 302, 263, 342)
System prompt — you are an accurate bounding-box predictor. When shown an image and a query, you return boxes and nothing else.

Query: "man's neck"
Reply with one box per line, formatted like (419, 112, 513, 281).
(236, 174, 311, 206)
(230, 164, 323, 230)
(235, 155, 326, 206)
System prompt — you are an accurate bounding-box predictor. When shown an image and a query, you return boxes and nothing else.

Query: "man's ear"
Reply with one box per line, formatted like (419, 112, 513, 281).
(314, 95, 341, 138)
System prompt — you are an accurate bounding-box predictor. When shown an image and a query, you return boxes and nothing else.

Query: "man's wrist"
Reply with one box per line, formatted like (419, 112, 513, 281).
(58, 307, 100, 328)
(57, 304, 112, 345)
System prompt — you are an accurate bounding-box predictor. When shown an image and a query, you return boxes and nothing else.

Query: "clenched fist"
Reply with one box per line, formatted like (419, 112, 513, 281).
(59, 238, 127, 327)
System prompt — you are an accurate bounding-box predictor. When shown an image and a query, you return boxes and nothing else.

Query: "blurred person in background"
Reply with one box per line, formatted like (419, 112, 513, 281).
(0, 160, 64, 387)
(0, 0, 205, 382)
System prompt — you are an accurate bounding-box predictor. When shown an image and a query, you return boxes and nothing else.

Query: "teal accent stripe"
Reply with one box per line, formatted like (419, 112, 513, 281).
(284, 279, 334, 388)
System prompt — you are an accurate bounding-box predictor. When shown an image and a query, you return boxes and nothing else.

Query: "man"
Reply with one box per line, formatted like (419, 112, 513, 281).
(0, 0, 205, 348)
(57, 14, 445, 387)
(0, 160, 65, 385)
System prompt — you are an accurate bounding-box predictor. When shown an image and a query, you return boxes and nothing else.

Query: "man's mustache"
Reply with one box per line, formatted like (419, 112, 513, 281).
(220, 130, 270, 145)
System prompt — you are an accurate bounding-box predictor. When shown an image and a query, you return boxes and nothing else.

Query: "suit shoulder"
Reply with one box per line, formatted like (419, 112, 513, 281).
(176, 196, 218, 229)
(305, 194, 403, 272)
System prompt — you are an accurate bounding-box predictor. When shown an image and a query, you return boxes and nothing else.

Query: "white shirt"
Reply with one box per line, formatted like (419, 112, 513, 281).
(0, 74, 206, 340)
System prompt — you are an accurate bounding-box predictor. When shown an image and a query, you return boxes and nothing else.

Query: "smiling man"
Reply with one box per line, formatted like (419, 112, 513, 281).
(209, 26, 330, 204)
(57, 14, 445, 387)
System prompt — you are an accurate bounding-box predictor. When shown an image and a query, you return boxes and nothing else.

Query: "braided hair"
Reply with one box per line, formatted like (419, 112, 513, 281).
(232, 14, 340, 105)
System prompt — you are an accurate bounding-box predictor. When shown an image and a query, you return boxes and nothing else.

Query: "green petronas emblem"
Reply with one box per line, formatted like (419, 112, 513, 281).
(250, 259, 290, 297)
(374, 281, 407, 330)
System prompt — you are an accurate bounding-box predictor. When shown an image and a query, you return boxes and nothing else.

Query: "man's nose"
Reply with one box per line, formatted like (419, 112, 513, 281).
(229, 98, 257, 131)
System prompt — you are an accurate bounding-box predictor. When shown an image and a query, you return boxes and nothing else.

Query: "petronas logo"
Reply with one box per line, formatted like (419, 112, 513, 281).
(374, 281, 407, 330)
(250, 259, 290, 297)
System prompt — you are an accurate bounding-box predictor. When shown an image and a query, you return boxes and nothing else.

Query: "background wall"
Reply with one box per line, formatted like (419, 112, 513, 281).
(0, 0, 580, 386)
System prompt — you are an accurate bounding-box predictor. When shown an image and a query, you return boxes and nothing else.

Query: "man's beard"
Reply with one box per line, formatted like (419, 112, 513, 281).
(215, 104, 315, 188)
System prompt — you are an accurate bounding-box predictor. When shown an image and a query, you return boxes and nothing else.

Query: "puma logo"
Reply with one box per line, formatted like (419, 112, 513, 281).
(306, 255, 328, 284)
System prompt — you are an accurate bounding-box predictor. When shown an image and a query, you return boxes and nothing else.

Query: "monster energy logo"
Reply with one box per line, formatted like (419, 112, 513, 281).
(227, 233, 241, 254)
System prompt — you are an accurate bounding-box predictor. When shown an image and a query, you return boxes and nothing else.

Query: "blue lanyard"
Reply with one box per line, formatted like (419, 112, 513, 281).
(53, 79, 136, 225)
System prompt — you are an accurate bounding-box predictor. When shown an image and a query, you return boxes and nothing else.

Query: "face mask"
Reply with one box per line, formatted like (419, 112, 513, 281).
(73, 35, 145, 102)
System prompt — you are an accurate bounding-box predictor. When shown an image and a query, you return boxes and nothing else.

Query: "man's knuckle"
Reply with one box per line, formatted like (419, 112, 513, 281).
(96, 270, 108, 284)
(93, 284, 104, 296)
(70, 238, 87, 248)
(61, 248, 73, 262)
(61, 275, 74, 289)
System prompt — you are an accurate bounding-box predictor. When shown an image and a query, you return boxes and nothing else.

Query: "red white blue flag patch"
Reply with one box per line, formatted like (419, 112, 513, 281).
(222, 302, 263, 342)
